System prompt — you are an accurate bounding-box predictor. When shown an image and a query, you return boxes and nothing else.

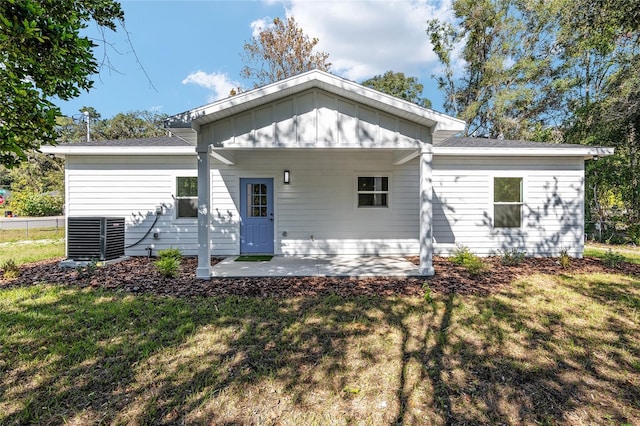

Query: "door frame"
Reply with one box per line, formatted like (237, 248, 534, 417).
(239, 177, 275, 254)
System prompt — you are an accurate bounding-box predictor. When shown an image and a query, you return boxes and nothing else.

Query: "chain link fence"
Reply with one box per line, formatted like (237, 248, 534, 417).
(0, 217, 65, 240)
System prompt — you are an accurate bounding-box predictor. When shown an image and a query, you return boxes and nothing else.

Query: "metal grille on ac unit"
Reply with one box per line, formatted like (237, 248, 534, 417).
(67, 217, 125, 261)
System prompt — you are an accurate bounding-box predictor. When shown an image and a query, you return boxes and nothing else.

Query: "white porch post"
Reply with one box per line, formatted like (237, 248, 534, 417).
(419, 146, 435, 276)
(196, 145, 212, 279)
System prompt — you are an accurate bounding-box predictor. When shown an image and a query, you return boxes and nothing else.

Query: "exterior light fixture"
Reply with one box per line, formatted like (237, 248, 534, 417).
(284, 170, 290, 184)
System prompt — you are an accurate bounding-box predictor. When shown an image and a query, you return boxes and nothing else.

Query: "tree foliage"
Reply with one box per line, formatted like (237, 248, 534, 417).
(241, 16, 331, 87)
(562, 5, 640, 231)
(7, 152, 63, 194)
(9, 188, 64, 216)
(427, 0, 640, 236)
(552, 0, 640, 232)
(56, 108, 168, 143)
(0, 0, 124, 167)
(361, 71, 432, 108)
(96, 110, 169, 140)
(427, 0, 564, 140)
(1, 151, 65, 216)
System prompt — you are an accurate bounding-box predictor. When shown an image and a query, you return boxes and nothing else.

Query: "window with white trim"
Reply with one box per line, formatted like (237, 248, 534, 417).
(176, 177, 197, 218)
(357, 176, 389, 208)
(493, 177, 523, 228)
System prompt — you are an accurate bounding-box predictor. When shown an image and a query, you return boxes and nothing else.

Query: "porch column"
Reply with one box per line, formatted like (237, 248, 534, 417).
(419, 146, 435, 276)
(196, 145, 212, 279)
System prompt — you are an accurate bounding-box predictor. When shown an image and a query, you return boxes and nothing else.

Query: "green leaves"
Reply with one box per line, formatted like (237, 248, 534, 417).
(559, 0, 640, 228)
(55, 109, 168, 143)
(427, 0, 640, 231)
(361, 71, 432, 108)
(0, 0, 124, 167)
(9, 189, 64, 217)
(427, 0, 567, 139)
(155, 248, 183, 278)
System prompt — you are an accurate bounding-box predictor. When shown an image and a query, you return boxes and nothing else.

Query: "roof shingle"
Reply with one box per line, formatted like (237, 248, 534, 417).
(436, 137, 595, 149)
(52, 136, 193, 147)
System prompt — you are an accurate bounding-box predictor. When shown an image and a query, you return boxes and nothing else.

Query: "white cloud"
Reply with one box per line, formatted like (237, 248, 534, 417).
(250, 17, 273, 38)
(181, 71, 240, 102)
(270, 0, 457, 82)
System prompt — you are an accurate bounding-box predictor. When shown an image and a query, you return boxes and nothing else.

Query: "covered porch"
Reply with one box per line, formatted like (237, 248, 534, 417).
(165, 70, 465, 279)
(194, 146, 437, 278)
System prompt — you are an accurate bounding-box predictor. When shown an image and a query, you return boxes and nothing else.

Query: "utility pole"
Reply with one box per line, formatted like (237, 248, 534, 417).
(83, 110, 90, 142)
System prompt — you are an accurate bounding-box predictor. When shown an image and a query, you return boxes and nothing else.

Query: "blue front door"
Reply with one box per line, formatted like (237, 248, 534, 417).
(240, 178, 274, 253)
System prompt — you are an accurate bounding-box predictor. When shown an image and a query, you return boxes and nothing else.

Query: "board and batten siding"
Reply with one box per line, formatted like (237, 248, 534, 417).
(432, 156, 585, 257)
(208, 150, 421, 256)
(65, 155, 200, 256)
(199, 88, 432, 149)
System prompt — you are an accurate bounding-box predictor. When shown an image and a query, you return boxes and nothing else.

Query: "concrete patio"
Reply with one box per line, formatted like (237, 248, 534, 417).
(210, 255, 422, 278)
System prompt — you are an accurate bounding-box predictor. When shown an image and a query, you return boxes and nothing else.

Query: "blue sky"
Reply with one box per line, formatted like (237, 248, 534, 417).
(59, 0, 455, 120)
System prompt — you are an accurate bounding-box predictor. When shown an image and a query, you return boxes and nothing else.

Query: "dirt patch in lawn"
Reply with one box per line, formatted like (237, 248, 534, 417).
(2, 255, 638, 297)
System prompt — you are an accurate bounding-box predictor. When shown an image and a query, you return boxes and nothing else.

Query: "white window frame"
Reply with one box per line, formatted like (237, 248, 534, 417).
(175, 175, 198, 219)
(355, 174, 391, 209)
(491, 175, 524, 229)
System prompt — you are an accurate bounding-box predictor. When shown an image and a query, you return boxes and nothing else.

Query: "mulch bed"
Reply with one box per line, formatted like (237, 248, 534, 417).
(1, 256, 638, 298)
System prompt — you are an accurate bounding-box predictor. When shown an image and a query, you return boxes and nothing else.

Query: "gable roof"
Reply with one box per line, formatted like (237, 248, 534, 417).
(166, 69, 466, 144)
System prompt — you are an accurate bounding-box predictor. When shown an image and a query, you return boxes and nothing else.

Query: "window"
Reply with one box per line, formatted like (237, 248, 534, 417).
(176, 177, 197, 218)
(246, 183, 268, 217)
(357, 176, 389, 208)
(494, 177, 523, 228)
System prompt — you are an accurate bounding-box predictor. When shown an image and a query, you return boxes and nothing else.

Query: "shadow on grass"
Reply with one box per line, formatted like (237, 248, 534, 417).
(0, 274, 639, 424)
(445, 274, 640, 425)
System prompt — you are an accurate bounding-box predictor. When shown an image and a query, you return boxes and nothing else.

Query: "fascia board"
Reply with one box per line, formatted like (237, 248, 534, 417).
(169, 70, 466, 131)
(433, 146, 615, 158)
(40, 146, 196, 156)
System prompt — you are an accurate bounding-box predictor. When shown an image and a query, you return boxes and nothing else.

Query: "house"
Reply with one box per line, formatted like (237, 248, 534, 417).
(43, 70, 613, 278)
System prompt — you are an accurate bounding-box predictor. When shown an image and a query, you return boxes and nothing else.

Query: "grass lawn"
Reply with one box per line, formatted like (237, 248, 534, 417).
(1, 271, 638, 424)
(585, 242, 640, 264)
(0, 239, 65, 266)
(0, 227, 65, 244)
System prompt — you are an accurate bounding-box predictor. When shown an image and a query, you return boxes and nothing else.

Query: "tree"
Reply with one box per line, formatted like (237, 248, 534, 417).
(8, 152, 63, 194)
(427, 0, 640, 239)
(361, 71, 432, 108)
(94, 110, 168, 140)
(56, 109, 168, 143)
(241, 16, 331, 87)
(0, 0, 124, 168)
(559, 0, 640, 235)
(2, 151, 65, 216)
(427, 0, 564, 140)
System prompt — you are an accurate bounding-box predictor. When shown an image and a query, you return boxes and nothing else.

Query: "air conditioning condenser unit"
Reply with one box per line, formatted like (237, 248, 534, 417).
(67, 217, 125, 261)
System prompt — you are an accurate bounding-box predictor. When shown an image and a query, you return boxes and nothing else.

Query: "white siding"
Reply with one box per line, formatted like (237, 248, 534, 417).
(65, 155, 200, 256)
(64, 152, 588, 259)
(432, 156, 585, 257)
(210, 150, 420, 256)
(203, 89, 430, 149)
(209, 168, 239, 255)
